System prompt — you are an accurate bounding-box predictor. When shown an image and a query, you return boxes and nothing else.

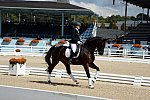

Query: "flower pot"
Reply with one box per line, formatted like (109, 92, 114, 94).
(16, 38, 25, 45)
(8, 63, 26, 76)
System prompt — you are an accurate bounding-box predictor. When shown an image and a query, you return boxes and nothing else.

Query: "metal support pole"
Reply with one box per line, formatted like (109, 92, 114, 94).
(34, 16, 36, 22)
(147, 8, 149, 23)
(0, 10, 1, 37)
(73, 15, 76, 22)
(124, 1, 128, 34)
(19, 13, 21, 23)
(61, 13, 64, 37)
(142, 8, 144, 23)
(148, 8, 150, 17)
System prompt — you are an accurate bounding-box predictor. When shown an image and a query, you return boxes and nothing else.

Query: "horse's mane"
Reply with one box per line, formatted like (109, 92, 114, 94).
(84, 37, 103, 45)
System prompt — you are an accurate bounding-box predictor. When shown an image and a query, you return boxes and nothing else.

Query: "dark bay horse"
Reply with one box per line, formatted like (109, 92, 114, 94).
(45, 37, 107, 88)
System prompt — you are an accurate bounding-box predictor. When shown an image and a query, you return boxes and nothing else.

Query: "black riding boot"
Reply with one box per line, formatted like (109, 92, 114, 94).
(69, 51, 74, 64)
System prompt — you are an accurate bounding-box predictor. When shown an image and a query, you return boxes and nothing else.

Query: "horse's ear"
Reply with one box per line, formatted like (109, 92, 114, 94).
(103, 39, 108, 43)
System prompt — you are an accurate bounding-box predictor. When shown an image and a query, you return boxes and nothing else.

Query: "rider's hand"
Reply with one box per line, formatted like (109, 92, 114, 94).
(77, 41, 81, 44)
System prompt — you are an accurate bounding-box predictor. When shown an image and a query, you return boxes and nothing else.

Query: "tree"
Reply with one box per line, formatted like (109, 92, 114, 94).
(121, 23, 125, 31)
(109, 20, 117, 29)
(100, 21, 105, 28)
(136, 13, 149, 21)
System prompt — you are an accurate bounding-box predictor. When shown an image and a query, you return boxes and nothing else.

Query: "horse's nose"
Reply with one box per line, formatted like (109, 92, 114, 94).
(98, 51, 104, 55)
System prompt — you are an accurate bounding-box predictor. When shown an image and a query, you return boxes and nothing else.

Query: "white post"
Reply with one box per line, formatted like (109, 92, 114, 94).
(123, 49, 127, 57)
(134, 76, 143, 86)
(142, 50, 145, 59)
(55, 70, 62, 78)
(0, 10, 1, 37)
(61, 13, 64, 37)
(31, 46, 33, 52)
(108, 48, 111, 56)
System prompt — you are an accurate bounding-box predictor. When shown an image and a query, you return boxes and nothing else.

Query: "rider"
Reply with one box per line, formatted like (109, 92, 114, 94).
(69, 22, 81, 63)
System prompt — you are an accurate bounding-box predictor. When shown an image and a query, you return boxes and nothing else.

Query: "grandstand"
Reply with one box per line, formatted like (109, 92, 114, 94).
(80, 24, 94, 39)
(119, 23, 150, 44)
(121, 23, 150, 44)
(0, 0, 95, 39)
(96, 28, 124, 42)
(0, 0, 97, 54)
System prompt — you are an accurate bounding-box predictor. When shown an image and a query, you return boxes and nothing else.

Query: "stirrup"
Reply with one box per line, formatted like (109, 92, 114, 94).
(69, 59, 72, 64)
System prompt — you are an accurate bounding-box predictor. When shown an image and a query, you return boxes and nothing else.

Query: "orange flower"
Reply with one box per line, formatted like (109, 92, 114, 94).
(9, 57, 26, 64)
(15, 49, 21, 52)
(112, 44, 121, 47)
(31, 39, 39, 43)
(133, 44, 141, 48)
(17, 38, 25, 42)
(58, 39, 66, 44)
(3, 37, 11, 42)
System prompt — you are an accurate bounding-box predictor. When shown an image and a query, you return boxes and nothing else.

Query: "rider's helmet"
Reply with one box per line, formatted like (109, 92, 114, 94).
(73, 22, 81, 26)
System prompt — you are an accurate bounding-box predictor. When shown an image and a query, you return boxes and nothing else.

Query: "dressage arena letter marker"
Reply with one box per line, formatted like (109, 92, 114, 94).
(133, 76, 143, 86)
(55, 70, 62, 78)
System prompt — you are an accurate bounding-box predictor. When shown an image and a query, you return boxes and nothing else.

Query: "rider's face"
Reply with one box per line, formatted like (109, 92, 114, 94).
(76, 26, 80, 29)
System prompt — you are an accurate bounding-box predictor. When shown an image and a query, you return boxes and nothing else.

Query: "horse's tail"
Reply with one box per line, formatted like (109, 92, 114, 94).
(45, 46, 55, 66)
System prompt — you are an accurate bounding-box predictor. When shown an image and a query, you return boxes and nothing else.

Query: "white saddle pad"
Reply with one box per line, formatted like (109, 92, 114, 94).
(65, 48, 71, 58)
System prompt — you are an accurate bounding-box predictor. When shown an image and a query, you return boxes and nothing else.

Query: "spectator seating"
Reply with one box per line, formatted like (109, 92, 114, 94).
(80, 24, 94, 39)
(120, 23, 150, 43)
(2, 22, 92, 39)
(96, 28, 124, 40)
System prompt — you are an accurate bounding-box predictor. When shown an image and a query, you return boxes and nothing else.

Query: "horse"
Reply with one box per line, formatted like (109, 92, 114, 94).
(45, 37, 107, 89)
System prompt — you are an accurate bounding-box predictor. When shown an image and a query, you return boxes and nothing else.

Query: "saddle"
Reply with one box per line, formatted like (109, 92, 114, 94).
(68, 44, 81, 65)
(71, 44, 80, 58)
(54, 40, 81, 60)
(55, 39, 67, 47)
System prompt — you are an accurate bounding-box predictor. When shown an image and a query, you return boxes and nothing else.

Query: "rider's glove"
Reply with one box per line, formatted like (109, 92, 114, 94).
(77, 41, 81, 44)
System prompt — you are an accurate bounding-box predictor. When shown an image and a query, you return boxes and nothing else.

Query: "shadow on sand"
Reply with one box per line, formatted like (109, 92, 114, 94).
(29, 80, 81, 87)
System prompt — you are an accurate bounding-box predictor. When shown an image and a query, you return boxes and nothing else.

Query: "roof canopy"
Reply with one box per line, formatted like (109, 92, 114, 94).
(123, 0, 150, 9)
(0, 0, 95, 15)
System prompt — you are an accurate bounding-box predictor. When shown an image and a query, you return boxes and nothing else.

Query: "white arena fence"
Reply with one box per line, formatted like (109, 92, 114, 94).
(0, 65, 150, 87)
(102, 48, 150, 59)
(0, 43, 150, 59)
(0, 45, 48, 56)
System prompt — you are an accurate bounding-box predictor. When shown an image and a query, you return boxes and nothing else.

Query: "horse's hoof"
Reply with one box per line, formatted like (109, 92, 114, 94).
(88, 85, 94, 89)
(45, 68, 48, 72)
(48, 80, 52, 84)
(76, 82, 79, 85)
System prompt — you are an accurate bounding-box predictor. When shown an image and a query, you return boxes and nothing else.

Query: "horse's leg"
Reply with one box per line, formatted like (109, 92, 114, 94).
(63, 63, 79, 85)
(90, 63, 100, 82)
(48, 59, 59, 84)
(83, 63, 94, 89)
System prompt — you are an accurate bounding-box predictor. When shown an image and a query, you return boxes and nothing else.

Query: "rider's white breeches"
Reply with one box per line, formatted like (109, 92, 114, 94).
(71, 44, 77, 53)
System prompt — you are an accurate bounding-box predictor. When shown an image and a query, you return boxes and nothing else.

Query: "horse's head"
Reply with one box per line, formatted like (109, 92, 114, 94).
(83, 37, 107, 55)
(96, 38, 107, 55)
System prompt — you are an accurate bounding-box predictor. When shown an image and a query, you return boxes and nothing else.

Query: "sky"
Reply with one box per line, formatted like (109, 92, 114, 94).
(26, 0, 146, 18)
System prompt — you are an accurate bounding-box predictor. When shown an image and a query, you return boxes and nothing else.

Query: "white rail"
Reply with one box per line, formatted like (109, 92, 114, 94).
(102, 48, 150, 59)
(0, 44, 150, 59)
(0, 45, 47, 56)
(0, 65, 150, 87)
